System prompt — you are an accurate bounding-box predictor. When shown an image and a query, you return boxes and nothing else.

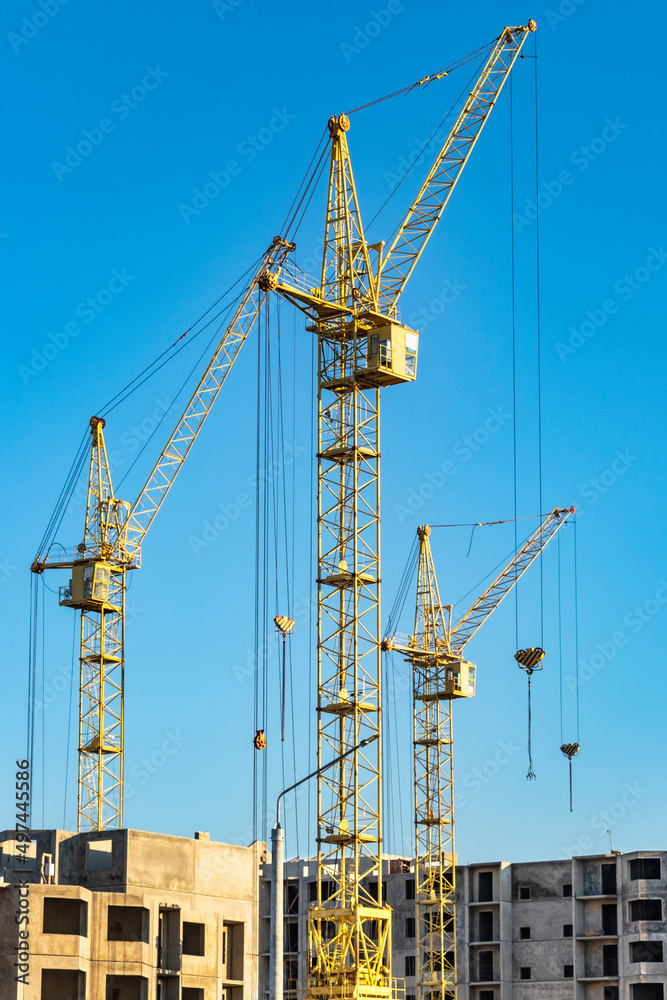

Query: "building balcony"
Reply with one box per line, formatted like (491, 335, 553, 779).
(574, 892, 618, 903)
(576, 934, 618, 941)
(577, 976, 620, 983)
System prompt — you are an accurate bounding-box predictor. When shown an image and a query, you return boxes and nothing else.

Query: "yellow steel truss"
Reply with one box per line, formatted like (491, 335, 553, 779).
(385, 508, 574, 999)
(311, 116, 390, 999)
(77, 418, 127, 830)
(378, 23, 535, 314)
(266, 25, 538, 993)
(33, 240, 295, 831)
(78, 566, 125, 830)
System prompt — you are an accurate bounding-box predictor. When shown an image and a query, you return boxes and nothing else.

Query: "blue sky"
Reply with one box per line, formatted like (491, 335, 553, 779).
(2, 0, 666, 866)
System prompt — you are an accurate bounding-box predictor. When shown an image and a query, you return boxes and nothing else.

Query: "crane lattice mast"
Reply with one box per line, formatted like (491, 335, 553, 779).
(265, 22, 536, 998)
(385, 507, 574, 999)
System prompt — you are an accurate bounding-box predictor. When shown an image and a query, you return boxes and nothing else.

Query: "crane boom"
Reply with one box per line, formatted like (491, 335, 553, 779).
(378, 22, 535, 312)
(120, 237, 294, 561)
(449, 506, 574, 651)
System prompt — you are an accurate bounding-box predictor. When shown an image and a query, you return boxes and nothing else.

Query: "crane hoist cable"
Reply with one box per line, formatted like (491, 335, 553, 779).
(560, 742, 580, 811)
(273, 304, 302, 852)
(41, 578, 45, 826)
(510, 73, 519, 650)
(383, 533, 419, 639)
(365, 54, 490, 237)
(34, 258, 264, 562)
(529, 35, 545, 648)
(100, 283, 254, 418)
(346, 34, 500, 114)
(385, 514, 555, 643)
(430, 513, 547, 528)
(281, 127, 329, 240)
(99, 253, 264, 417)
(574, 516, 580, 740)
(35, 431, 89, 560)
(63, 611, 77, 828)
(558, 529, 564, 741)
(274, 299, 301, 853)
(515, 646, 545, 780)
(534, 32, 545, 647)
(559, 517, 581, 811)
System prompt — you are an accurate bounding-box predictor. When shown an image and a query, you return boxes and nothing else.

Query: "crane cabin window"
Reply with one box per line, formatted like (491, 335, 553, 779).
(361, 323, 419, 385)
(405, 331, 417, 377)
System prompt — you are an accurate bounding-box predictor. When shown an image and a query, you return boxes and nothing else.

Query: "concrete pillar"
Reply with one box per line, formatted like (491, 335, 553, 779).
(270, 822, 284, 1000)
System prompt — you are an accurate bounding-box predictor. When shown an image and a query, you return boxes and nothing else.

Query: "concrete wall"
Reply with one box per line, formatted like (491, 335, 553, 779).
(0, 828, 266, 1000)
(258, 850, 667, 1000)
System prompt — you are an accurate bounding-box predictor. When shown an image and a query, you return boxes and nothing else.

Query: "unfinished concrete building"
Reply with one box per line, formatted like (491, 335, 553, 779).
(2, 830, 664, 1000)
(0, 827, 266, 1000)
(259, 850, 667, 1000)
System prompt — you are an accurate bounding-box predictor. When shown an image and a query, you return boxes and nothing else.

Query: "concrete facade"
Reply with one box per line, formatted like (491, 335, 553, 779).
(259, 851, 667, 1000)
(1, 830, 664, 1000)
(0, 828, 266, 1000)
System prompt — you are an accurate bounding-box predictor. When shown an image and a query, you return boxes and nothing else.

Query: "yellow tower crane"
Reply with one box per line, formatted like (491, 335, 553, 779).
(261, 22, 536, 999)
(32, 22, 534, 997)
(31, 236, 295, 832)
(383, 507, 575, 999)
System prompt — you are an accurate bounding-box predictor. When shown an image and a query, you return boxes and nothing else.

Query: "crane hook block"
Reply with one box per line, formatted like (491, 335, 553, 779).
(274, 615, 295, 635)
(515, 647, 545, 672)
(560, 742, 580, 759)
(254, 729, 267, 750)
